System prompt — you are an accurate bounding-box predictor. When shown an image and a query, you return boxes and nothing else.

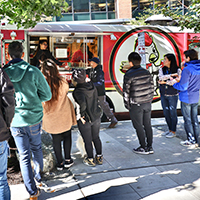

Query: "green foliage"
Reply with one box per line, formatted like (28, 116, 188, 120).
(131, 0, 200, 32)
(0, 0, 68, 28)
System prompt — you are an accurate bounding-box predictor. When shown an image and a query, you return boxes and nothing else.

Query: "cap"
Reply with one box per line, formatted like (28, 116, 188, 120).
(72, 69, 86, 84)
(89, 57, 100, 64)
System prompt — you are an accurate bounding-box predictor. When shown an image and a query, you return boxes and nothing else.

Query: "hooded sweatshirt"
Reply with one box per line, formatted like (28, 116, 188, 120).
(173, 60, 200, 104)
(73, 81, 102, 122)
(4, 59, 52, 127)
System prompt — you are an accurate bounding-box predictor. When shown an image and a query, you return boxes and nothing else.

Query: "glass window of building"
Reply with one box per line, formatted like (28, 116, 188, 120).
(154, 0, 168, 7)
(139, 0, 153, 10)
(107, 0, 115, 11)
(91, 0, 107, 12)
(65, 0, 72, 13)
(74, 0, 89, 12)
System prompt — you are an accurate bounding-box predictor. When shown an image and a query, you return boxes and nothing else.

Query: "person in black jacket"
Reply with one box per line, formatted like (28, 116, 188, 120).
(72, 69, 103, 167)
(123, 52, 154, 155)
(158, 53, 181, 138)
(89, 57, 118, 128)
(0, 67, 15, 200)
(32, 40, 65, 68)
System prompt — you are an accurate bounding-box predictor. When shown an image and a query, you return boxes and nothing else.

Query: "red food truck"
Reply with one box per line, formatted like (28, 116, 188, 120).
(1, 22, 200, 119)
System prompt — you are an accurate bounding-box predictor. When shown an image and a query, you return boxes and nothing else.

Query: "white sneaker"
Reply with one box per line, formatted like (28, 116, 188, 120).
(166, 132, 176, 138)
(180, 140, 193, 146)
(161, 131, 169, 136)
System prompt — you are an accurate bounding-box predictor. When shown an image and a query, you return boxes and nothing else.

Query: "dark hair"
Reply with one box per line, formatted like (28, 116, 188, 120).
(163, 53, 179, 74)
(128, 52, 141, 66)
(33, 40, 49, 57)
(8, 41, 23, 59)
(72, 68, 86, 84)
(39, 53, 48, 62)
(184, 49, 198, 61)
(40, 59, 62, 107)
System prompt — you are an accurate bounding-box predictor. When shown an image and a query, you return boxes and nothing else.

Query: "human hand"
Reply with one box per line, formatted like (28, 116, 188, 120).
(171, 73, 178, 77)
(80, 117, 86, 124)
(158, 80, 166, 84)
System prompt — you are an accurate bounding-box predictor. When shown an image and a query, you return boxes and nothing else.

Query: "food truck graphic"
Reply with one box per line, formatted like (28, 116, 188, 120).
(1, 23, 200, 118)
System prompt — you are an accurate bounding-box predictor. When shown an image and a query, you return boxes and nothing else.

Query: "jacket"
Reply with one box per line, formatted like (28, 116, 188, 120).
(90, 64, 105, 96)
(173, 60, 200, 104)
(123, 65, 154, 110)
(32, 49, 63, 67)
(0, 67, 15, 142)
(4, 59, 52, 127)
(42, 78, 77, 134)
(159, 67, 180, 96)
(73, 81, 102, 122)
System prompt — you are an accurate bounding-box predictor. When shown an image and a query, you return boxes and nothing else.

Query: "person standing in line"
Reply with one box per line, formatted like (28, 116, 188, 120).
(72, 69, 103, 167)
(89, 57, 118, 128)
(41, 59, 77, 171)
(123, 52, 154, 154)
(158, 54, 181, 138)
(4, 41, 52, 200)
(171, 49, 200, 146)
(0, 67, 15, 200)
(32, 39, 65, 68)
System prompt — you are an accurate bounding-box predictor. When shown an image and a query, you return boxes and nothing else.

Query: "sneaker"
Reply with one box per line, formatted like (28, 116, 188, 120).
(166, 132, 176, 138)
(56, 164, 64, 171)
(64, 159, 74, 168)
(30, 188, 41, 200)
(161, 131, 169, 136)
(95, 155, 103, 165)
(180, 140, 193, 146)
(83, 157, 96, 167)
(147, 146, 154, 154)
(133, 146, 149, 155)
(108, 121, 118, 128)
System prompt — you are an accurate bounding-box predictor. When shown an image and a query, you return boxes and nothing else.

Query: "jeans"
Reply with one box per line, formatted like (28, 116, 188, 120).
(0, 141, 10, 200)
(78, 118, 102, 158)
(161, 95, 178, 132)
(129, 102, 153, 149)
(10, 122, 43, 195)
(51, 129, 72, 165)
(181, 102, 199, 143)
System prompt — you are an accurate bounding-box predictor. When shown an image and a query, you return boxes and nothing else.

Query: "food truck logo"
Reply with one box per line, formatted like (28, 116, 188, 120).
(109, 27, 181, 102)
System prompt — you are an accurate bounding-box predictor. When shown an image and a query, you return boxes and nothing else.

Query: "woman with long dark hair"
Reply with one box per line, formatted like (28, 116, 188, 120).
(158, 53, 181, 138)
(32, 40, 64, 68)
(41, 59, 76, 170)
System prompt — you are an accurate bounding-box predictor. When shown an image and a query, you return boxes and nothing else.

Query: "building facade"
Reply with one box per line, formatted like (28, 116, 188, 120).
(54, 0, 191, 22)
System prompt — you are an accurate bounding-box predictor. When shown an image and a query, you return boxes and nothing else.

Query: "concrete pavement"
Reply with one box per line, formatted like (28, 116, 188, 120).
(10, 117, 200, 200)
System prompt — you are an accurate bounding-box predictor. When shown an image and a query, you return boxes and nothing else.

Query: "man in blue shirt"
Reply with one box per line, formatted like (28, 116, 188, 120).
(173, 49, 200, 146)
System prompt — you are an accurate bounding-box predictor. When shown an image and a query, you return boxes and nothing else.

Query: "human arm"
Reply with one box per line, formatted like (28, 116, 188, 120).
(35, 69, 52, 102)
(158, 67, 171, 81)
(0, 68, 15, 127)
(73, 90, 87, 118)
(123, 74, 131, 110)
(173, 68, 190, 91)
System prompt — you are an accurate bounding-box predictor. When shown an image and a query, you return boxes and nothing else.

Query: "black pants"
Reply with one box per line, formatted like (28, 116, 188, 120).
(78, 118, 102, 158)
(51, 130, 72, 165)
(129, 102, 153, 149)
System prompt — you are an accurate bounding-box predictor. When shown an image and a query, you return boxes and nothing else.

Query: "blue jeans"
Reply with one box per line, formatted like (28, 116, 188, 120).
(161, 95, 178, 132)
(181, 102, 199, 143)
(0, 141, 10, 200)
(10, 122, 43, 195)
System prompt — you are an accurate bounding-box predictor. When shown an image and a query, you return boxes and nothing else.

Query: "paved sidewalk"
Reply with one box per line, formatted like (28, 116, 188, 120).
(10, 117, 200, 200)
